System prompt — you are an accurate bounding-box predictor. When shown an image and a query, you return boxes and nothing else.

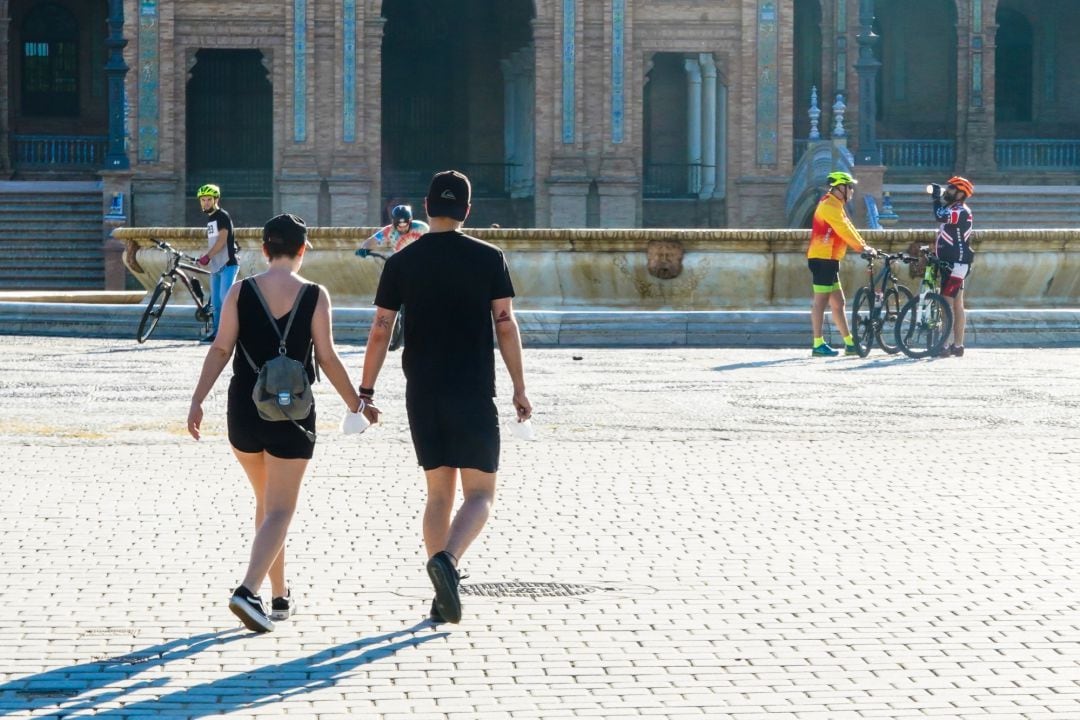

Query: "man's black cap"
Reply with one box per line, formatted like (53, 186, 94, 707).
(425, 170, 471, 221)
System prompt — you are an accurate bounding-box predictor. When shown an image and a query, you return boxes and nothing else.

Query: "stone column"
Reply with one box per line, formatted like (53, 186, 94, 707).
(328, 0, 374, 226)
(596, 156, 638, 228)
(853, 0, 881, 165)
(327, 179, 372, 226)
(716, 81, 728, 199)
(699, 53, 718, 198)
(960, 0, 998, 175)
(278, 0, 319, 221)
(0, 1, 10, 173)
(104, 0, 130, 170)
(684, 58, 703, 194)
(100, 170, 132, 289)
(531, 16, 556, 226)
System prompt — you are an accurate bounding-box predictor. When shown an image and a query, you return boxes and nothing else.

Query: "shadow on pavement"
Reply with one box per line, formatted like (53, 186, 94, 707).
(0, 629, 247, 716)
(711, 356, 809, 372)
(1, 622, 446, 718)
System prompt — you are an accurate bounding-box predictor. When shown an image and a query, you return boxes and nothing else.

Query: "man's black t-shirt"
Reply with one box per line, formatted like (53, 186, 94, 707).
(373, 230, 515, 397)
(206, 208, 237, 267)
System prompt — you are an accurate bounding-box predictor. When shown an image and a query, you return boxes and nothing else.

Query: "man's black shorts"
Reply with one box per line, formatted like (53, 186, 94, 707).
(405, 390, 500, 473)
(808, 258, 841, 290)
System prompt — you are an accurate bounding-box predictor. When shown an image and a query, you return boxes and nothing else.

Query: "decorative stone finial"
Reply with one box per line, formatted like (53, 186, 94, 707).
(808, 86, 821, 140)
(832, 93, 847, 138)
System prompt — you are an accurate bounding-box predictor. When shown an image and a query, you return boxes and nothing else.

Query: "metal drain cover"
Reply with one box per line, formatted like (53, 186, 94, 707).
(460, 581, 602, 598)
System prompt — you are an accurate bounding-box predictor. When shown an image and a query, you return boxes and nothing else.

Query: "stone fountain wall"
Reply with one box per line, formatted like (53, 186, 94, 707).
(113, 227, 1080, 310)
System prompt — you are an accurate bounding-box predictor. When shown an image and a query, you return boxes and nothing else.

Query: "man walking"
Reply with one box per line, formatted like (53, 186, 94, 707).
(195, 183, 238, 342)
(358, 170, 532, 624)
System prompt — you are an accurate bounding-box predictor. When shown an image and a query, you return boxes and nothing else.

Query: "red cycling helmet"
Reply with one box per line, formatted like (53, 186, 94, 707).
(946, 176, 974, 198)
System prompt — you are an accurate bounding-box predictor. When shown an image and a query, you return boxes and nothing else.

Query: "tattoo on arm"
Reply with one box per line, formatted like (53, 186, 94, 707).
(494, 310, 512, 324)
(376, 315, 393, 330)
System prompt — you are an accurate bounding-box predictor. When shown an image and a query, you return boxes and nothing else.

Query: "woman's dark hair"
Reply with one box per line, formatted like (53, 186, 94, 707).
(262, 213, 309, 259)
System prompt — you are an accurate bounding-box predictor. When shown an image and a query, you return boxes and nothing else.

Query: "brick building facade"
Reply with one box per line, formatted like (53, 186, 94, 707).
(2, 0, 1078, 230)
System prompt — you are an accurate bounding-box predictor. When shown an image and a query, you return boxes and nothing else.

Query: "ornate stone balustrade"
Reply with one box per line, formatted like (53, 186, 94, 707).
(113, 227, 1080, 310)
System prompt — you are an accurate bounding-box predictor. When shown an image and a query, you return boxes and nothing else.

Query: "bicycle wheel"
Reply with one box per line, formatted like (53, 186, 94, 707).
(136, 282, 172, 343)
(849, 287, 873, 357)
(894, 292, 953, 359)
(876, 285, 914, 354)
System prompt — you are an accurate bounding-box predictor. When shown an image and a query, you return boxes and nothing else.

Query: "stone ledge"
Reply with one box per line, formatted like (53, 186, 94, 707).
(1, 302, 1077, 349)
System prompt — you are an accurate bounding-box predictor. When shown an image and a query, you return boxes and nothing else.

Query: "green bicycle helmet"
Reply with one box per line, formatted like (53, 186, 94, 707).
(196, 183, 221, 198)
(826, 171, 858, 187)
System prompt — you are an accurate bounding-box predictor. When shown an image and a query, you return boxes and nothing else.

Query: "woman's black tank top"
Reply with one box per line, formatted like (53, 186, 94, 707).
(232, 279, 319, 387)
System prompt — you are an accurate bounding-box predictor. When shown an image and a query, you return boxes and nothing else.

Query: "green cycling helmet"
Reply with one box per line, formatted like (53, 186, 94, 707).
(826, 171, 858, 187)
(196, 183, 221, 199)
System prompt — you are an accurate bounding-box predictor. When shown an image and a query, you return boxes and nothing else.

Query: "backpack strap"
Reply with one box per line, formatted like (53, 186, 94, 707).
(239, 279, 314, 367)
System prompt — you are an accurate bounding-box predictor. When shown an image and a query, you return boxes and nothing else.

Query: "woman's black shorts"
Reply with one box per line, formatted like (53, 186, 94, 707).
(405, 390, 500, 473)
(227, 380, 316, 460)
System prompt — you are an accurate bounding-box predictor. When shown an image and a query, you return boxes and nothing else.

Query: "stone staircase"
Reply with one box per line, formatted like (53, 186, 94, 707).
(0, 181, 104, 290)
(883, 184, 1080, 230)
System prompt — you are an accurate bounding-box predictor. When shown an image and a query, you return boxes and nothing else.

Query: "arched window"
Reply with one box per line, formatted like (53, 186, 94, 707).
(21, 3, 79, 116)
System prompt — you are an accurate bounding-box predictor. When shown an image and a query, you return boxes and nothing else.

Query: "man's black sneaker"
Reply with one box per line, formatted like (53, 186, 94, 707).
(426, 551, 462, 624)
(429, 597, 445, 624)
(951, 345, 965, 357)
(229, 585, 274, 633)
(270, 589, 295, 621)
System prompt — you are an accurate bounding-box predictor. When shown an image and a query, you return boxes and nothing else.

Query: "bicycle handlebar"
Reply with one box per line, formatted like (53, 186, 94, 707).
(150, 238, 203, 266)
(861, 250, 907, 262)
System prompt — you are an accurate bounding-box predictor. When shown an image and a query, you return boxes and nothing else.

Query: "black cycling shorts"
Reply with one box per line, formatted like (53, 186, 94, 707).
(405, 389, 500, 473)
(808, 258, 841, 291)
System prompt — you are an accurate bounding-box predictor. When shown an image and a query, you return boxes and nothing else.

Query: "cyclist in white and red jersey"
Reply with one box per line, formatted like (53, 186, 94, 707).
(356, 204, 429, 255)
(930, 176, 975, 357)
(355, 205, 429, 351)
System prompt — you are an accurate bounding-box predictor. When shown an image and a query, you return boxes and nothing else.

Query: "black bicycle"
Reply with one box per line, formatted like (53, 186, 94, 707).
(894, 245, 954, 359)
(136, 239, 214, 343)
(850, 250, 914, 357)
(355, 248, 404, 351)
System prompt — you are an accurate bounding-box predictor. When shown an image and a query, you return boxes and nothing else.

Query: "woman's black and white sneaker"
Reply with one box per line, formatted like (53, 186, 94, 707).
(229, 585, 275, 633)
(270, 589, 296, 621)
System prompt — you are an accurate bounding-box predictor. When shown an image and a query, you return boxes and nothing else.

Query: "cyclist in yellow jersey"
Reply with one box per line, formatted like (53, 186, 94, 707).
(807, 171, 877, 356)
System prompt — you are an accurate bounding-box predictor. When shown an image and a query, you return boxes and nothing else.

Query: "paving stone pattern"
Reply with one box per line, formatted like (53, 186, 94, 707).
(1, 338, 1079, 719)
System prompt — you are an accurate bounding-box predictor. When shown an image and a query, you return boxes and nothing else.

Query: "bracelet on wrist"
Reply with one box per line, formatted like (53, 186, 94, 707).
(359, 386, 375, 396)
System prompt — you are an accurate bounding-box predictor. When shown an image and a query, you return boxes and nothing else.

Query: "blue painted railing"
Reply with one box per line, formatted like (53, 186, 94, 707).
(11, 134, 108, 167)
(878, 140, 956, 169)
(996, 140, 1080, 169)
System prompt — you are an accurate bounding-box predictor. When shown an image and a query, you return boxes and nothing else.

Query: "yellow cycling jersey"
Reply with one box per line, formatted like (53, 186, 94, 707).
(807, 192, 868, 261)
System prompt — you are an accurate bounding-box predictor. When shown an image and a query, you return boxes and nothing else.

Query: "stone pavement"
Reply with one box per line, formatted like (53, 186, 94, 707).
(1, 337, 1080, 720)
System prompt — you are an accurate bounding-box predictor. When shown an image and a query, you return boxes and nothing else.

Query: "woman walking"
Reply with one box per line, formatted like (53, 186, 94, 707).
(187, 213, 372, 632)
